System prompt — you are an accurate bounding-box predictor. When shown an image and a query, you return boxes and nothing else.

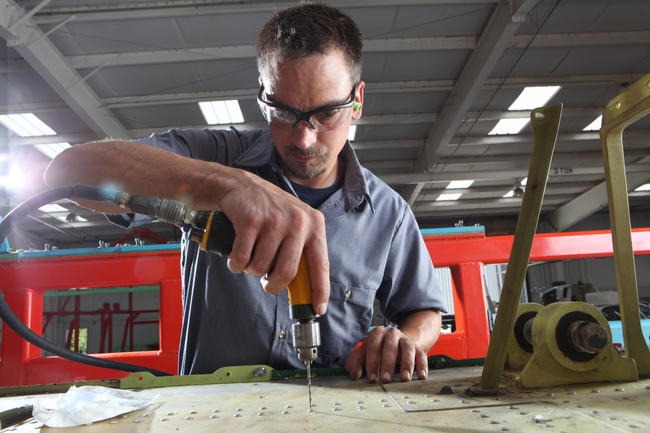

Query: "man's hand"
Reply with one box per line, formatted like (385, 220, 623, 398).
(218, 169, 330, 316)
(345, 310, 442, 382)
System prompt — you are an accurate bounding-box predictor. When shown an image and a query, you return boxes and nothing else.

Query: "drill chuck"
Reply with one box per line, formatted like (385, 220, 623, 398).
(292, 320, 321, 364)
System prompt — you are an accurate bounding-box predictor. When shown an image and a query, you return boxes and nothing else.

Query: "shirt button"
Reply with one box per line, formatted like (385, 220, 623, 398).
(344, 289, 352, 300)
(278, 330, 286, 340)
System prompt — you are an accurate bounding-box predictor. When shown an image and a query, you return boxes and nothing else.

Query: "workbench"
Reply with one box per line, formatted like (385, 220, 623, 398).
(1, 366, 649, 432)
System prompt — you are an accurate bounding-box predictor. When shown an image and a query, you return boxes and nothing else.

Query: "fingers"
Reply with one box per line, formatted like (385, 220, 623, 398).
(345, 346, 365, 380)
(360, 327, 428, 383)
(221, 180, 330, 315)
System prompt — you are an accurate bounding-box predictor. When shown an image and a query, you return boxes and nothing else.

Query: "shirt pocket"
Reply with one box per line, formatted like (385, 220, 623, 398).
(315, 281, 376, 368)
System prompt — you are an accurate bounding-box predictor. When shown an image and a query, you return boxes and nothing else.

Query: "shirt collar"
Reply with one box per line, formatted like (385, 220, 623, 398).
(234, 131, 373, 212)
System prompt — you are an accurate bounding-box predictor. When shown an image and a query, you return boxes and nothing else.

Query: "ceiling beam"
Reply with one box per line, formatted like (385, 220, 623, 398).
(30, 1, 499, 24)
(0, 0, 127, 139)
(414, 0, 540, 172)
(63, 30, 650, 69)
(548, 155, 650, 231)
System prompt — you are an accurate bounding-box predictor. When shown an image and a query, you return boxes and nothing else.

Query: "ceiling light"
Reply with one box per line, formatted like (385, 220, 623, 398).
(520, 177, 527, 186)
(436, 193, 462, 201)
(503, 190, 514, 198)
(446, 180, 473, 189)
(35, 142, 71, 159)
(508, 86, 561, 110)
(488, 118, 530, 135)
(348, 125, 357, 141)
(635, 183, 650, 192)
(583, 115, 602, 131)
(198, 100, 244, 125)
(0, 113, 56, 137)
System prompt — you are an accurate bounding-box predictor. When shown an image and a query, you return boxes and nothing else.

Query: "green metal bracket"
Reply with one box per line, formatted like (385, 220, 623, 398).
(600, 72, 650, 376)
(476, 104, 563, 393)
(120, 364, 273, 389)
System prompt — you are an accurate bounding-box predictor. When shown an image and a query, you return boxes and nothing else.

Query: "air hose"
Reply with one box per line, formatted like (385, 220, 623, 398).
(0, 185, 171, 377)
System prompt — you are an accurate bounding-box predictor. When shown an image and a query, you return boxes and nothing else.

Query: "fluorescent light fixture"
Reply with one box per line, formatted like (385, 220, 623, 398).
(488, 118, 530, 135)
(35, 142, 71, 159)
(39, 203, 69, 213)
(508, 86, 561, 110)
(446, 180, 473, 189)
(0, 113, 56, 137)
(436, 192, 462, 201)
(348, 125, 357, 141)
(198, 100, 244, 125)
(583, 115, 602, 131)
(635, 183, 650, 192)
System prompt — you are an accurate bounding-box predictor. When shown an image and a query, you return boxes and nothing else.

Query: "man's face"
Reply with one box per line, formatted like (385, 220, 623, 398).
(259, 49, 364, 188)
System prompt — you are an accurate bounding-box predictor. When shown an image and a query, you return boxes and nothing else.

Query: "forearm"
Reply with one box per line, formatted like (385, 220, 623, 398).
(397, 309, 442, 353)
(44, 140, 244, 213)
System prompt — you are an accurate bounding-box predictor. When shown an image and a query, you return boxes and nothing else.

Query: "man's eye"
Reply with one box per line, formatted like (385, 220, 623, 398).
(314, 110, 339, 122)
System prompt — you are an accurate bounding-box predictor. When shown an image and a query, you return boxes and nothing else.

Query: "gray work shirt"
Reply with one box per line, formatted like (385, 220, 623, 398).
(121, 127, 444, 374)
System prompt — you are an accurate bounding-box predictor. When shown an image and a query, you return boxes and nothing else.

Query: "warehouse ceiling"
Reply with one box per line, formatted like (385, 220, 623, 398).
(1, 0, 649, 250)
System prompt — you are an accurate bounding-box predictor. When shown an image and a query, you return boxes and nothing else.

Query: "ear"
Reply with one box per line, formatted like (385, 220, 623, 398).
(351, 81, 365, 121)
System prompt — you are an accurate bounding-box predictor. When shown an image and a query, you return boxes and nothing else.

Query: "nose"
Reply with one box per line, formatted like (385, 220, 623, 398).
(290, 120, 318, 149)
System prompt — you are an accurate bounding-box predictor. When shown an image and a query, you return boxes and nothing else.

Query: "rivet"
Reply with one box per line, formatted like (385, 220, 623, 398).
(591, 389, 600, 393)
(533, 415, 547, 423)
(567, 391, 576, 395)
(234, 413, 242, 418)
(382, 404, 391, 408)
(615, 388, 624, 392)
(160, 417, 169, 422)
(480, 414, 489, 418)
(167, 412, 175, 416)
(344, 289, 352, 299)
(185, 416, 193, 420)
(212, 409, 220, 413)
(490, 420, 500, 425)
(357, 406, 367, 410)
(332, 407, 342, 412)
(501, 428, 511, 432)
(260, 406, 268, 411)
(236, 408, 244, 412)
(282, 411, 290, 415)
(357, 401, 365, 404)
(210, 414, 219, 419)
(189, 410, 198, 415)
(285, 405, 294, 409)
(257, 412, 266, 416)
(629, 424, 639, 429)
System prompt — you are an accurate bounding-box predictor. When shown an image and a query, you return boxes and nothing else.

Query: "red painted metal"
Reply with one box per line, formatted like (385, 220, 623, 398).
(424, 227, 650, 360)
(0, 228, 648, 386)
(0, 248, 181, 386)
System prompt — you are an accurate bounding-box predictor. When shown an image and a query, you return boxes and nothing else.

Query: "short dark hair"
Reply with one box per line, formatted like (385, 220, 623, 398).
(256, 3, 363, 85)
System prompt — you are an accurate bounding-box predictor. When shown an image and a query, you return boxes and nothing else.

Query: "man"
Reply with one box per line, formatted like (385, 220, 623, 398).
(45, 3, 444, 383)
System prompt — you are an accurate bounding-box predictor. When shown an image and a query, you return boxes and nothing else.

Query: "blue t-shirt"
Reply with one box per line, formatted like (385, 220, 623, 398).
(119, 128, 444, 374)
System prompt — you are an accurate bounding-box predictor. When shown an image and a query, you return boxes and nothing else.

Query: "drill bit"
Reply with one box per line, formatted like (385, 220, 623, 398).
(306, 361, 313, 411)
